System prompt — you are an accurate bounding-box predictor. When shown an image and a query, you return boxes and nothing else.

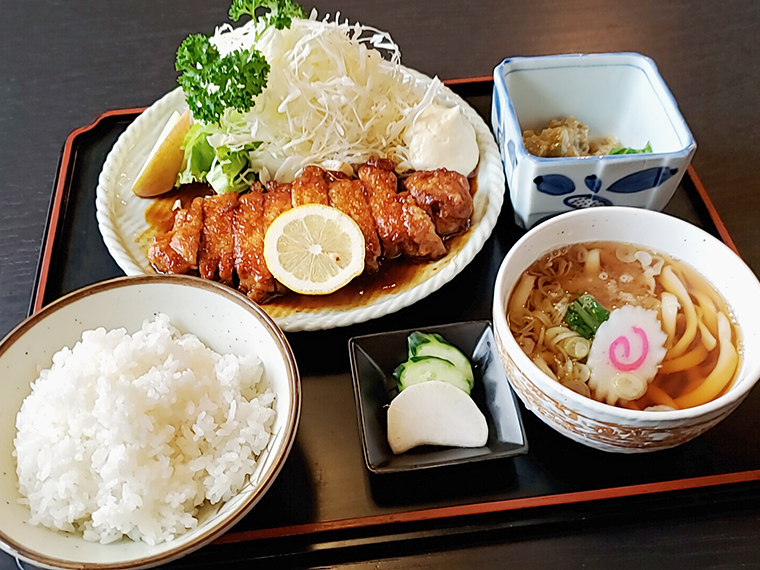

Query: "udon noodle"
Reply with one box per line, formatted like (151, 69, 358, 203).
(508, 241, 741, 411)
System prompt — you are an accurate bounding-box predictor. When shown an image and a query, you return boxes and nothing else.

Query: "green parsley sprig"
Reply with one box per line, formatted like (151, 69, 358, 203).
(229, 0, 307, 29)
(176, 35, 269, 125)
(175, 0, 305, 125)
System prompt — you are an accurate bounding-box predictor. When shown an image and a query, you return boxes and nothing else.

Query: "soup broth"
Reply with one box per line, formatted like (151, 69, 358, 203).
(508, 241, 741, 411)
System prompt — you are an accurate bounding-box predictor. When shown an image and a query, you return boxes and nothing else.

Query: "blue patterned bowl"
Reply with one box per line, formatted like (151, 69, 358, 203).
(492, 53, 696, 229)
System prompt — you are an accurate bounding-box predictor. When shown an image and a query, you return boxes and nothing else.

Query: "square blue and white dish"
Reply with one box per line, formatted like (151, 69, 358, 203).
(492, 53, 697, 229)
(349, 321, 528, 474)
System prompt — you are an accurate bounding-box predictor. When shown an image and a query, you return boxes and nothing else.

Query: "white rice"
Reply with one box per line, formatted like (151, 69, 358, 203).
(13, 313, 276, 545)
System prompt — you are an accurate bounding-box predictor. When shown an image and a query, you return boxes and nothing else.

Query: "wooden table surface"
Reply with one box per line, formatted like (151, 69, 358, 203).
(2, 1, 760, 568)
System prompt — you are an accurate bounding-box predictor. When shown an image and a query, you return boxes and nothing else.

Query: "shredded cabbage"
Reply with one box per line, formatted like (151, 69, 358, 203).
(205, 12, 441, 182)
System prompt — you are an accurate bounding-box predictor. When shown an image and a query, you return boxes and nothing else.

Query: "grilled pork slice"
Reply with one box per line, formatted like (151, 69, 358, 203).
(261, 188, 293, 297)
(234, 184, 293, 303)
(358, 161, 446, 260)
(398, 192, 447, 259)
(148, 197, 203, 274)
(328, 178, 382, 272)
(291, 165, 330, 207)
(402, 169, 473, 237)
(199, 193, 238, 284)
(266, 180, 293, 194)
(357, 161, 405, 260)
(234, 188, 270, 303)
(264, 187, 292, 225)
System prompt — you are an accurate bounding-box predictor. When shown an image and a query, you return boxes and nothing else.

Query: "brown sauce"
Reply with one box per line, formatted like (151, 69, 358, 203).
(267, 228, 471, 312)
(142, 176, 477, 314)
(137, 184, 213, 249)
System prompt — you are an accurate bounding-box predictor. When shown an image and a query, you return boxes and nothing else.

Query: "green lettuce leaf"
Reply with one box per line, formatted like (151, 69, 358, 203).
(178, 122, 261, 194)
(178, 122, 216, 185)
(207, 142, 262, 194)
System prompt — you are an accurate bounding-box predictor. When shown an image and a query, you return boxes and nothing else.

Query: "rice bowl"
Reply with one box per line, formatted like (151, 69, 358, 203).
(0, 275, 300, 569)
(15, 313, 276, 545)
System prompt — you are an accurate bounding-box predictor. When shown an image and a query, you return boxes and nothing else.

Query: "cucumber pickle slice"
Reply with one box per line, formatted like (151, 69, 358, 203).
(407, 331, 474, 388)
(394, 355, 471, 395)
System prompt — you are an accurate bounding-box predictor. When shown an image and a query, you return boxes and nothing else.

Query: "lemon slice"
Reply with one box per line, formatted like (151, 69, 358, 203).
(264, 204, 366, 295)
(132, 109, 191, 197)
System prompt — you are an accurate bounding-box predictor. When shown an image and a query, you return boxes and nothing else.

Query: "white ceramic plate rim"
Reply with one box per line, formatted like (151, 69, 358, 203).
(95, 68, 505, 332)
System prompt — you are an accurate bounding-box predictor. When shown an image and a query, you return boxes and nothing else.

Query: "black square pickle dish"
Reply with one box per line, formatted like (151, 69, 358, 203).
(349, 321, 528, 474)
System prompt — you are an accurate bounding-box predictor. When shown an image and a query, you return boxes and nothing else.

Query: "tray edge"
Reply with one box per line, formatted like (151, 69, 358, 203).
(32, 78, 753, 547)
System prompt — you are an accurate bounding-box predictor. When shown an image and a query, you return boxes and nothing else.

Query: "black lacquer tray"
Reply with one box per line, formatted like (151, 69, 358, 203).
(31, 78, 760, 567)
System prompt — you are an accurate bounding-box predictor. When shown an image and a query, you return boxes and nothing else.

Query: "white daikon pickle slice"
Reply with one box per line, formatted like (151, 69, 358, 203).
(387, 380, 488, 454)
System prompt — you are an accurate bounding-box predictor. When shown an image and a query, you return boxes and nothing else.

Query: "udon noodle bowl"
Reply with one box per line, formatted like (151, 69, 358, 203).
(507, 241, 742, 411)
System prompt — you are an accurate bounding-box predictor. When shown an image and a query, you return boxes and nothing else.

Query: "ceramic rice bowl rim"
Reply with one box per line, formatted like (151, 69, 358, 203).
(0, 275, 301, 570)
(493, 207, 760, 432)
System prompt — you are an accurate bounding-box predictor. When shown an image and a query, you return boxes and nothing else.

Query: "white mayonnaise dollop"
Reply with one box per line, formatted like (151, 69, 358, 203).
(404, 102, 479, 177)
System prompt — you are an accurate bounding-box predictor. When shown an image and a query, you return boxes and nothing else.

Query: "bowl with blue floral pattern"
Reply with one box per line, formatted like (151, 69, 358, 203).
(492, 53, 696, 229)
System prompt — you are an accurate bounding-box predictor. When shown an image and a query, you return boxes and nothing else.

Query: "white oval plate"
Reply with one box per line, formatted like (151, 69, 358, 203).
(96, 69, 505, 332)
